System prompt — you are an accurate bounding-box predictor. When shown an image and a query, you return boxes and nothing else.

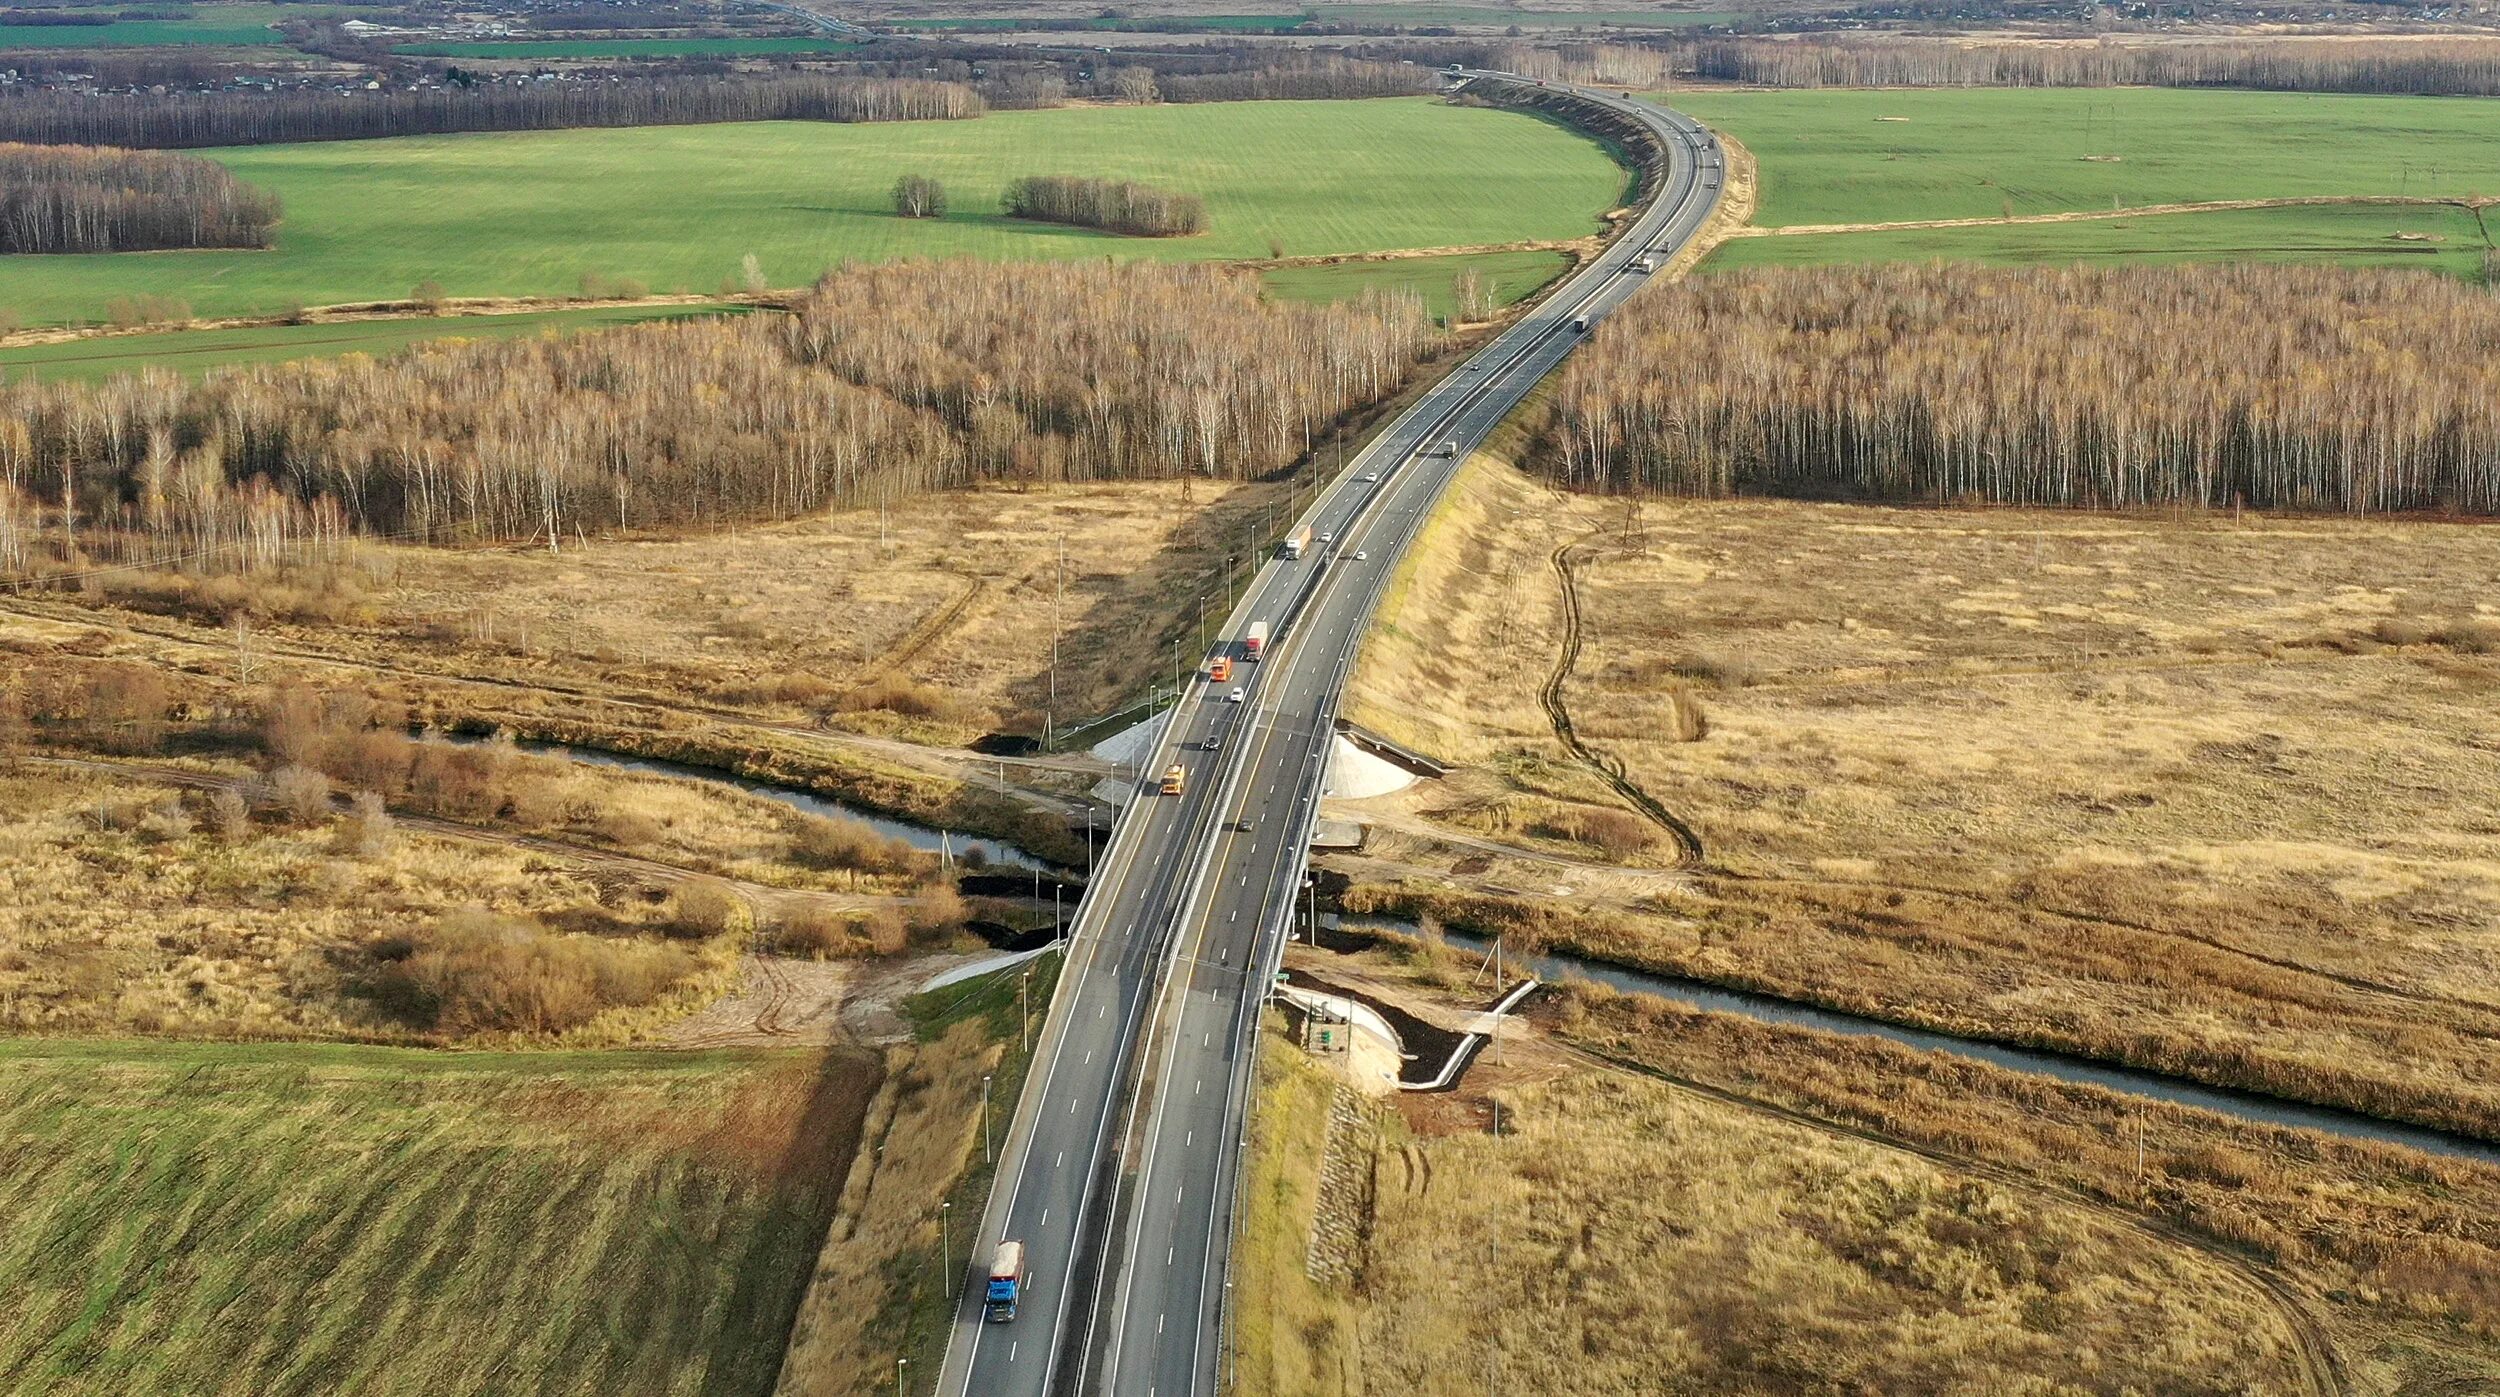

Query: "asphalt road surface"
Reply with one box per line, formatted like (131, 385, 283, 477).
(937, 78, 1724, 1397)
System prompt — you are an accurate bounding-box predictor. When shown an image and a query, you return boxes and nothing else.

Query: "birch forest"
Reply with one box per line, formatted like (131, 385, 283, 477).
(1486, 37, 2500, 97)
(1542, 264, 2500, 515)
(0, 76, 983, 151)
(0, 259, 1437, 578)
(0, 142, 278, 253)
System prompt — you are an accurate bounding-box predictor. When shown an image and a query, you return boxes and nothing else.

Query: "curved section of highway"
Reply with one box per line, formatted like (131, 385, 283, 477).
(938, 78, 1723, 1397)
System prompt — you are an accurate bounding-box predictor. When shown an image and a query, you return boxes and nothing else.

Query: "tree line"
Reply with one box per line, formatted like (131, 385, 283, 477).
(1674, 35, 2500, 96)
(0, 141, 278, 252)
(0, 75, 982, 150)
(1159, 57, 1437, 103)
(999, 176, 1207, 238)
(1483, 36, 2500, 98)
(1540, 263, 2500, 516)
(0, 258, 1438, 578)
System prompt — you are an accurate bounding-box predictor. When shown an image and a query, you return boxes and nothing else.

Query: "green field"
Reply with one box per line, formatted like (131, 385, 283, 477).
(1670, 88, 2500, 228)
(0, 2, 347, 47)
(1262, 247, 1569, 319)
(1705, 202, 2496, 278)
(397, 35, 860, 58)
(0, 1037, 867, 1397)
(0, 99, 1625, 328)
(0, 304, 745, 384)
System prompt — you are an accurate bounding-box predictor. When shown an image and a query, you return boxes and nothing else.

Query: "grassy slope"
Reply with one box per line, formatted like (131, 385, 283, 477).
(0, 304, 746, 384)
(1261, 248, 1569, 320)
(0, 1037, 873, 1397)
(0, 99, 1624, 328)
(1670, 88, 2500, 228)
(1707, 201, 2494, 276)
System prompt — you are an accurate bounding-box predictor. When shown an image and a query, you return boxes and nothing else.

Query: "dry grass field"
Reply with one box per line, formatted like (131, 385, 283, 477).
(46, 476, 1302, 749)
(1236, 989, 2316, 1395)
(1239, 938, 2500, 1395)
(1341, 456, 2500, 1136)
(0, 762, 755, 1043)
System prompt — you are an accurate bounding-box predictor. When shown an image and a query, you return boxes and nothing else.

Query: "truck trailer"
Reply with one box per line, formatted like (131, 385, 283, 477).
(1282, 524, 1312, 560)
(1244, 621, 1270, 658)
(985, 1241, 1026, 1322)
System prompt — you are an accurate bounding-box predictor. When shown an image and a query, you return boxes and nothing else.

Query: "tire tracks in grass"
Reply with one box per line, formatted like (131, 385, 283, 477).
(1539, 531, 1707, 867)
(1555, 1034, 2350, 1397)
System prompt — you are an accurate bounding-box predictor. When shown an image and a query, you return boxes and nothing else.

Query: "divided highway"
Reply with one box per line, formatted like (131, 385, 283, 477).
(937, 78, 1724, 1397)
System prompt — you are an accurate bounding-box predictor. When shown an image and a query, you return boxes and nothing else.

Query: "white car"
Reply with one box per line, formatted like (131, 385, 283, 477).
(1318, 532, 1333, 543)
(1227, 686, 1245, 703)
(1358, 473, 1379, 483)
(1354, 549, 1368, 561)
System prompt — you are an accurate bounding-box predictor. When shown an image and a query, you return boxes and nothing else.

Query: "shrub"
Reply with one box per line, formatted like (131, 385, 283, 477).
(374, 908, 693, 1035)
(103, 293, 191, 329)
(205, 786, 252, 842)
(906, 879, 968, 944)
(835, 674, 975, 724)
(2374, 617, 2431, 646)
(892, 173, 946, 219)
(792, 812, 919, 875)
(861, 906, 910, 957)
(259, 763, 333, 825)
(664, 878, 746, 940)
(2440, 619, 2500, 655)
(331, 791, 394, 857)
(778, 905, 862, 959)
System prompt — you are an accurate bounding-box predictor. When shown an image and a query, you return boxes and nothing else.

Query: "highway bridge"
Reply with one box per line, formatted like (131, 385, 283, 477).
(937, 77, 1725, 1397)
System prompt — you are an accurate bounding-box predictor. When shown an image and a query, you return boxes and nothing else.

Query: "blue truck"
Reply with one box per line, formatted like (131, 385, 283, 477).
(985, 1241, 1027, 1322)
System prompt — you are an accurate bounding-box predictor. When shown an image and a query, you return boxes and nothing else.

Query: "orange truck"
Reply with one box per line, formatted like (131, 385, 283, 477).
(1161, 765, 1186, 796)
(1208, 656, 1233, 683)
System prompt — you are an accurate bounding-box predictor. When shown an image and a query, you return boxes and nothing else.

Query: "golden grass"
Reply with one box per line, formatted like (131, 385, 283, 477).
(1236, 1012, 2313, 1395)
(0, 764, 739, 1043)
(60, 476, 1297, 746)
(1338, 463, 2500, 1137)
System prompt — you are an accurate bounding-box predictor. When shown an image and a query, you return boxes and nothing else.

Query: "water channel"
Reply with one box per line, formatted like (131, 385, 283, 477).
(1341, 916, 2500, 1166)
(435, 731, 1052, 871)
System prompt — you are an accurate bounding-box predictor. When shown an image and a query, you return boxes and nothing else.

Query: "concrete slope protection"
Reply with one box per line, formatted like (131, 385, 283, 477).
(938, 78, 1724, 1397)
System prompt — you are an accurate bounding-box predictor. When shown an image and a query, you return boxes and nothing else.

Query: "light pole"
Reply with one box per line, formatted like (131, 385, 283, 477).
(896, 1357, 908, 1395)
(981, 1073, 994, 1165)
(939, 1201, 951, 1297)
(1021, 966, 1032, 1052)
